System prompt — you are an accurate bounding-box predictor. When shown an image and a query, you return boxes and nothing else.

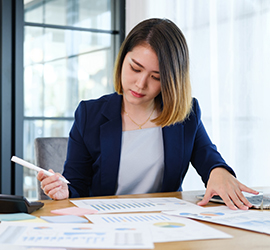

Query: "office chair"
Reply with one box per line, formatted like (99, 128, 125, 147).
(34, 137, 68, 200)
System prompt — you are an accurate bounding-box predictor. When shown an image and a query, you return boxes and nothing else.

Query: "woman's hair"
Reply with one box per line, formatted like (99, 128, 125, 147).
(114, 18, 192, 127)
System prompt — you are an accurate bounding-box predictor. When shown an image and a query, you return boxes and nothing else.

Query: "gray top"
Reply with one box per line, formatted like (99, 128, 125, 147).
(116, 127, 164, 195)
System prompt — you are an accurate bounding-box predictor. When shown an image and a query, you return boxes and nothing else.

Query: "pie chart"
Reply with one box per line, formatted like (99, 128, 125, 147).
(200, 212, 224, 216)
(153, 222, 185, 228)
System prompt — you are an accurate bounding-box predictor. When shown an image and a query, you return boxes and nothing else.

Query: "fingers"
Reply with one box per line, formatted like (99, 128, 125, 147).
(197, 191, 215, 206)
(197, 189, 239, 210)
(221, 191, 249, 210)
(37, 169, 55, 181)
(36, 170, 45, 181)
(197, 186, 259, 210)
(36, 169, 69, 200)
(227, 183, 259, 209)
(238, 184, 259, 195)
(45, 185, 62, 199)
(42, 179, 61, 195)
(197, 191, 241, 210)
(38, 170, 61, 199)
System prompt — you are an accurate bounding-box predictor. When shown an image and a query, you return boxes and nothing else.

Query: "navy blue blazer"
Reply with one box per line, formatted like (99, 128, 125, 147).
(63, 92, 235, 198)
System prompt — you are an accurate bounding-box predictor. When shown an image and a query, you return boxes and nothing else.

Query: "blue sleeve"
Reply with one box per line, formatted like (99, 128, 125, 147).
(62, 101, 93, 198)
(190, 99, 236, 186)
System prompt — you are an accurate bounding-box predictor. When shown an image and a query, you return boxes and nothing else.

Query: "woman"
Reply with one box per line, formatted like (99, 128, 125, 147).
(37, 18, 258, 210)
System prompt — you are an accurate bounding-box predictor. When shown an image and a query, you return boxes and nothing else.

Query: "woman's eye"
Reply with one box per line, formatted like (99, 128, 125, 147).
(152, 75, 160, 81)
(130, 65, 140, 72)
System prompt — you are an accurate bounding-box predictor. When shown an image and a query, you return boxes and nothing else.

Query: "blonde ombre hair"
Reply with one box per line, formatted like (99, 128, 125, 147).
(114, 18, 192, 127)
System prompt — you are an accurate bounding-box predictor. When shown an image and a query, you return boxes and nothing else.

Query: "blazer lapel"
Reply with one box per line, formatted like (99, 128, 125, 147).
(99, 93, 123, 195)
(162, 123, 184, 191)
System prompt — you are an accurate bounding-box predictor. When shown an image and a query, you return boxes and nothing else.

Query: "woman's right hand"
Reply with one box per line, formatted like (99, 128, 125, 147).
(37, 169, 69, 200)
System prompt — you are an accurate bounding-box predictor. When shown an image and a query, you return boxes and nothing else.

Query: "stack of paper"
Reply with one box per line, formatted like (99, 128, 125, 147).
(0, 197, 236, 249)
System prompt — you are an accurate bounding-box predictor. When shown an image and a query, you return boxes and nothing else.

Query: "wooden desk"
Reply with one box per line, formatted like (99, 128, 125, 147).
(32, 190, 270, 250)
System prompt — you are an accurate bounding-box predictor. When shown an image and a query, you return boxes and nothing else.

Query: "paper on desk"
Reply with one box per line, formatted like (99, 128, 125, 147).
(163, 205, 270, 235)
(8, 217, 47, 223)
(86, 212, 232, 242)
(0, 245, 33, 250)
(40, 215, 89, 223)
(51, 206, 98, 216)
(0, 213, 47, 224)
(71, 197, 197, 213)
(0, 213, 36, 222)
(0, 222, 154, 249)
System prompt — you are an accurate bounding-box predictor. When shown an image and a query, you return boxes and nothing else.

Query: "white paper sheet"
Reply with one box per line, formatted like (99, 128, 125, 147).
(71, 197, 197, 213)
(86, 212, 232, 242)
(164, 205, 270, 234)
(0, 222, 153, 249)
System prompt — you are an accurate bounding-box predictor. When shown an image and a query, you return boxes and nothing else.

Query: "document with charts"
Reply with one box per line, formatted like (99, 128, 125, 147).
(0, 222, 153, 249)
(86, 212, 232, 242)
(71, 197, 197, 213)
(163, 205, 270, 235)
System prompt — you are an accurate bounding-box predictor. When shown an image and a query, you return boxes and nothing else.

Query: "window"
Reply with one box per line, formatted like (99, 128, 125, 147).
(23, 0, 124, 199)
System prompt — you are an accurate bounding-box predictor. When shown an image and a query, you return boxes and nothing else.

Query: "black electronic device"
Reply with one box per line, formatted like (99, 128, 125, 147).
(0, 194, 44, 214)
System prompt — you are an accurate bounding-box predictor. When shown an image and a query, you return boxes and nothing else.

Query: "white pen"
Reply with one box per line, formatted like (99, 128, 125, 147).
(11, 156, 70, 184)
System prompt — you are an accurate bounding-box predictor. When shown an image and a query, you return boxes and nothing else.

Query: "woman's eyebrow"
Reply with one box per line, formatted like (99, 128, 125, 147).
(131, 58, 160, 74)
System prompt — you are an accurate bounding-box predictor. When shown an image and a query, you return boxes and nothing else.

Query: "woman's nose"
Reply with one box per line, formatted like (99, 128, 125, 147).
(135, 74, 148, 89)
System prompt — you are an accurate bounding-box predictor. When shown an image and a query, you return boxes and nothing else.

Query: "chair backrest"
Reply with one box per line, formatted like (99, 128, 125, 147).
(34, 137, 68, 200)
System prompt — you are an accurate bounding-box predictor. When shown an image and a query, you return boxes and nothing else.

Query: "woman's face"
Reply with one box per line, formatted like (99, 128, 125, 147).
(121, 44, 161, 108)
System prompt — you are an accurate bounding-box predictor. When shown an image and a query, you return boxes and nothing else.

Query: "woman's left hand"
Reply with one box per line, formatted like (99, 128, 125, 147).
(197, 167, 259, 210)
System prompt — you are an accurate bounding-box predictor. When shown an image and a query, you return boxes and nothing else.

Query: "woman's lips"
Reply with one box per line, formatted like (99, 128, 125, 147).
(130, 90, 145, 98)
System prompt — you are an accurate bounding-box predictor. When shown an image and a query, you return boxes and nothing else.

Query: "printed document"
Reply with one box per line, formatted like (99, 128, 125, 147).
(0, 222, 153, 249)
(86, 212, 232, 242)
(164, 205, 270, 235)
(71, 197, 197, 213)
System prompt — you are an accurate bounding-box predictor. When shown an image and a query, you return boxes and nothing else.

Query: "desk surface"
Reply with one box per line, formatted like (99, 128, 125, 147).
(30, 189, 270, 250)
